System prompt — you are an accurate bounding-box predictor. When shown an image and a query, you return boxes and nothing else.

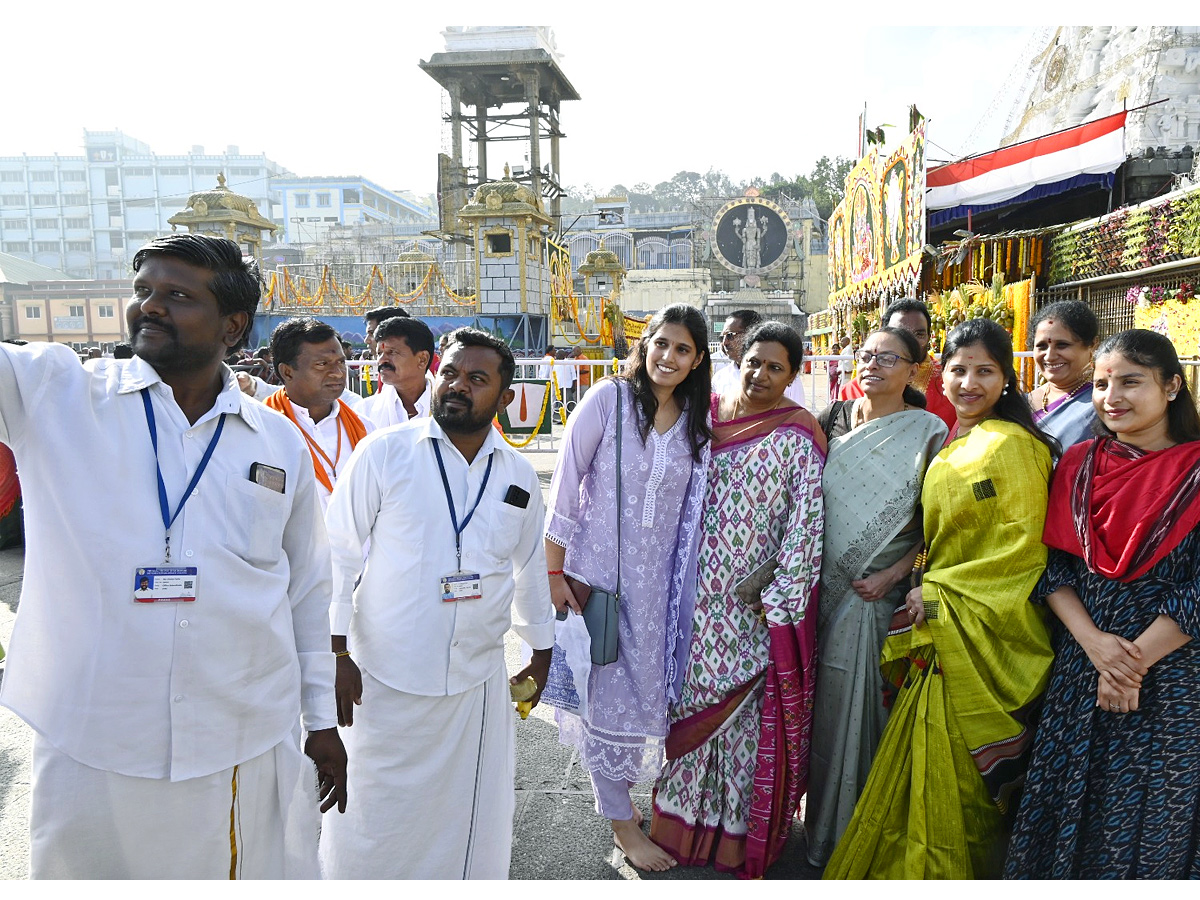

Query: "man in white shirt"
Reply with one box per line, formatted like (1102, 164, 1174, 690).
(553, 348, 578, 408)
(357, 316, 435, 429)
(0, 233, 347, 879)
(263, 317, 375, 510)
(536, 344, 556, 380)
(712, 310, 808, 408)
(320, 327, 555, 880)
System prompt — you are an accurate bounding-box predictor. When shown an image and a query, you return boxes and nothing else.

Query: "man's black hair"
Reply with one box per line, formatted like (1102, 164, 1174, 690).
(881, 297, 932, 333)
(270, 317, 340, 376)
(131, 233, 260, 352)
(112, 342, 134, 359)
(727, 309, 764, 328)
(375, 316, 436, 372)
(443, 327, 516, 390)
(363, 304, 410, 325)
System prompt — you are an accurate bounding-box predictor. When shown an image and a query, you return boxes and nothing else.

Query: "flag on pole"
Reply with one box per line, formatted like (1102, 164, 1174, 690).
(926, 111, 1128, 211)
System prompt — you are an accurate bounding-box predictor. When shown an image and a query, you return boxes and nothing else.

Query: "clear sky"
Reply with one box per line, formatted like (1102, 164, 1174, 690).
(2, 6, 1123, 200)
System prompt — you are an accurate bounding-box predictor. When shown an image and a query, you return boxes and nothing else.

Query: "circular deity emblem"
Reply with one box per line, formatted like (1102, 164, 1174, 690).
(710, 197, 791, 276)
(1044, 45, 1068, 93)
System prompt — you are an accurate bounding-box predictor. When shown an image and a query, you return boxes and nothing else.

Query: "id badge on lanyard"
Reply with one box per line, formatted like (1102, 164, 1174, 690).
(137, 389, 225, 603)
(433, 439, 492, 603)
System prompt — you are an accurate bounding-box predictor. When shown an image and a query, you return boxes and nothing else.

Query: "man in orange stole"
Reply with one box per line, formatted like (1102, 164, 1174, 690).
(266, 318, 373, 509)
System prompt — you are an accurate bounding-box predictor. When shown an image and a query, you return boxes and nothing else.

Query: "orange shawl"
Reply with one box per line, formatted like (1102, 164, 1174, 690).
(265, 389, 369, 493)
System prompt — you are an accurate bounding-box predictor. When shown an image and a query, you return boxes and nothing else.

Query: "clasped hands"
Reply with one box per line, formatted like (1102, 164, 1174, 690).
(1084, 631, 1146, 714)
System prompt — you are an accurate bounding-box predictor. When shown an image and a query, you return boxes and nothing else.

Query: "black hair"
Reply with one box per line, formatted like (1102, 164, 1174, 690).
(882, 297, 933, 362)
(1029, 300, 1101, 347)
(270, 317, 339, 374)
(727, 309, 764, 329)
(375, 316, 436, 371)
(742, 320, 804, 374)
(131, 233, 260, 352)
(363, 304, 410, 324)
(1, 338, 28, 345)
(443, 327, 516, 390)
(1094, 329, 1200, 444)
(869, 326, 927, 409)
(112, 342, 134, 359)
(942, 318, 1060, 456)
(620, 303, 712, 461)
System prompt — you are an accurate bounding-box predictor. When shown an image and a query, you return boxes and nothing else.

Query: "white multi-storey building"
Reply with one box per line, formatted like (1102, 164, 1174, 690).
(274, 176, 434, 245)
(0, 130, 287, 278)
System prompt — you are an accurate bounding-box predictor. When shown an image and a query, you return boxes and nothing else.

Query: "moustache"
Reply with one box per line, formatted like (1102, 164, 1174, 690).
(377, 362, 395, 372)
(132, 317, 177, 339)
(437, 392, 473, 410)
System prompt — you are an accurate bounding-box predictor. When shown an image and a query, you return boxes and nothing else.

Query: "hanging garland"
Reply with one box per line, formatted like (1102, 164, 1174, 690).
(264, 262, 475, 309)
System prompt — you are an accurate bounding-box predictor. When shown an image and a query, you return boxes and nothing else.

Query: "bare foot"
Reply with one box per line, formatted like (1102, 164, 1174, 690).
(612, 818, 677, 871)
(631, 805, 644, 827)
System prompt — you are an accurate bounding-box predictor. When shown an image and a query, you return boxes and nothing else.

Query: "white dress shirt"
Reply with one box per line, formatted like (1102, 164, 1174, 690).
(283, 398, 376, 508)
(0, 342, 336, 781)
(356, 374, 433, 429)
(712, 360, 807, 408)
(553, 359, 576, 390)
(325, 416, 556, 697)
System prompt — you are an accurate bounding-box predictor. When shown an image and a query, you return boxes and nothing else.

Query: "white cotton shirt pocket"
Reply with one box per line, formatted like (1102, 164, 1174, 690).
(482, 501, 525, 562)
(224, 474, 289, 566)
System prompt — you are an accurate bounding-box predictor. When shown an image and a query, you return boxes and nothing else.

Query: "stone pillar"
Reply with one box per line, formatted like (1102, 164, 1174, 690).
(525, 72, 542, 203)
(476, 107, 488, 184)
(549, 100, 562, 223)
(448, 78, 463, 169)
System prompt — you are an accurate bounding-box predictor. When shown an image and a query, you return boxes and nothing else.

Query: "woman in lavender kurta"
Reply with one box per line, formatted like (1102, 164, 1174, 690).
(545, 305, 711, 872)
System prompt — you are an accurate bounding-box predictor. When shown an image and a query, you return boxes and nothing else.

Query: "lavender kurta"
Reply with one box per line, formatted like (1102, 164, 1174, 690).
(546, 379, 708, 782)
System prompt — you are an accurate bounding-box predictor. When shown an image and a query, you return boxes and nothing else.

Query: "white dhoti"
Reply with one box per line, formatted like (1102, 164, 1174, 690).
(319, 663, 515, 879)
(30, 733, 320, 879)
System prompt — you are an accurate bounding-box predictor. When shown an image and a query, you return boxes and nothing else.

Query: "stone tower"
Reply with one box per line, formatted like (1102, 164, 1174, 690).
(457, 167, 553, 316)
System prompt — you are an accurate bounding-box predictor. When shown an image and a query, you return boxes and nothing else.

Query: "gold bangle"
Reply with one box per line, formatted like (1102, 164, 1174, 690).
(334, 650, 351, 658)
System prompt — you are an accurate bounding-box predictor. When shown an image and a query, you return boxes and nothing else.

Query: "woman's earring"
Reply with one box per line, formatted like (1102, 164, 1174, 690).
(1168, 393, 1178, 401)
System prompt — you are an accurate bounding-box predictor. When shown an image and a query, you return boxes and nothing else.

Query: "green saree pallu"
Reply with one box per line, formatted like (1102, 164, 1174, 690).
(825, 419, 1055, 879)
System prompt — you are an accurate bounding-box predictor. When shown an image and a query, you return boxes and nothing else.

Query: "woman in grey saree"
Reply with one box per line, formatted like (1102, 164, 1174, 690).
(804, 327, 947, 867)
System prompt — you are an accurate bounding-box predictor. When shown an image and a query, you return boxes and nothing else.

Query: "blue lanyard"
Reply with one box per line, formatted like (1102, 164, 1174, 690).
(431, 438, 493, 571)
(141, 388, 226, 563)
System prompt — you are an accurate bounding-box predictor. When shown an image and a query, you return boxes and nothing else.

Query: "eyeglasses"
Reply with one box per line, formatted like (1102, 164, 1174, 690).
(855, 350, 913, 368)
(720, 330, 743, 342)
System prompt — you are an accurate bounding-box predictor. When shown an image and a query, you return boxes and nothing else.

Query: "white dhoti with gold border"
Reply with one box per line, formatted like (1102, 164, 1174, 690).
(319, 663, 515, 879)
(30, 733, 320, 879)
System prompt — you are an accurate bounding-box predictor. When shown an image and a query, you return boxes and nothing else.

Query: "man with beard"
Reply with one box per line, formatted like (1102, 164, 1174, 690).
(357, 315, 436, 429)
(0, 233, 346, 878)
(320, 327, 555, 879)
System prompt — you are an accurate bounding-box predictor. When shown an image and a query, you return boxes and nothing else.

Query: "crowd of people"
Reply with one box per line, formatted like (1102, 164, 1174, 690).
(0, 231, 1197, 880)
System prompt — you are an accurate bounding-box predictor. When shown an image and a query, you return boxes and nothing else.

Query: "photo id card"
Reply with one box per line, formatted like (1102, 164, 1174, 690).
(440, 572, 482, 603)
(133, 566, 199, 603)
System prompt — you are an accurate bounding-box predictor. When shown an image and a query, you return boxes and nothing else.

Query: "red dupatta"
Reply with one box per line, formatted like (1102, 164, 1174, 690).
(1043, 437, 1200, 582)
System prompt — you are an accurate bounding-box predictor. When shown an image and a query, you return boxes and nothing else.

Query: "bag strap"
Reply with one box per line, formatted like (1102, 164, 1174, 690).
(614, 381, 622, 598)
